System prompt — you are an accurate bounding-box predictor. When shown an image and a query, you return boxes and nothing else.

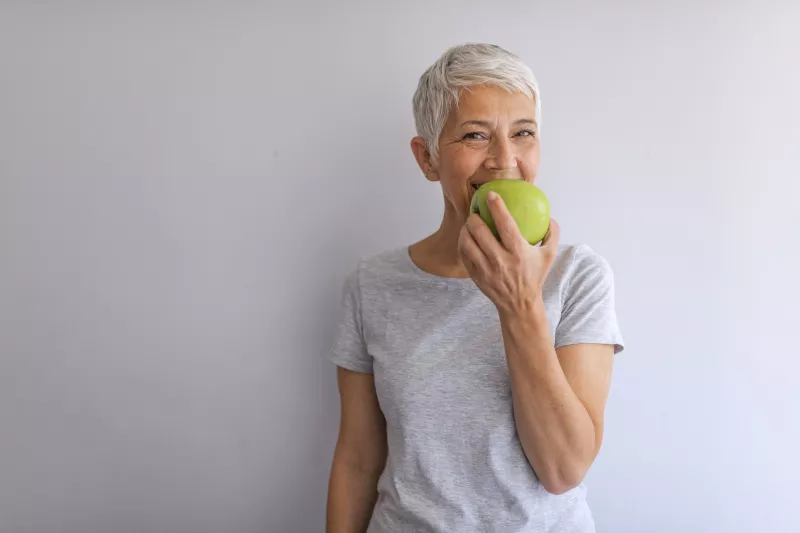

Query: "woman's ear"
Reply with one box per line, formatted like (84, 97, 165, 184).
(410, 136, 438, 182)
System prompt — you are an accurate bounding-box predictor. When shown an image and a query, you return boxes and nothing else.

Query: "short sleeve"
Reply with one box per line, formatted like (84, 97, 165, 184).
(554, 246, 625, 354)
(329, 265, 374, 373)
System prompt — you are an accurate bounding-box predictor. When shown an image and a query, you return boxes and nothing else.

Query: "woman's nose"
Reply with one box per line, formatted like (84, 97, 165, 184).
(484, 136, 517, 171)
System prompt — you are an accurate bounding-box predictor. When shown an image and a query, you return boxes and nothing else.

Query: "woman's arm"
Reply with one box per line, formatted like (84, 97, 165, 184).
(326, 367, 387, 533)
(457, 190, 617, 494)
(499, 304, 613, 494)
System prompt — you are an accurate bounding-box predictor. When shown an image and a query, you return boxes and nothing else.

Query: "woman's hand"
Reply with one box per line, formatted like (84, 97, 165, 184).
(458, 190, 560, 315)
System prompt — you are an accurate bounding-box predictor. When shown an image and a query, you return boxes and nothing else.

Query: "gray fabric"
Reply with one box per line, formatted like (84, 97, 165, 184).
(329, 244, 624, 533)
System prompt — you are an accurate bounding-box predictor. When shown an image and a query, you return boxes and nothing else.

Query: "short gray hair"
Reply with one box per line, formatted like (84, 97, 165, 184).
(412, 43, 541, 162)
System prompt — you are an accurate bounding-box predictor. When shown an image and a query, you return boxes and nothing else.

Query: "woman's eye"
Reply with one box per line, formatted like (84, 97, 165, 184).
(516, 129, 537, 138)
(462, 132, 488, 141)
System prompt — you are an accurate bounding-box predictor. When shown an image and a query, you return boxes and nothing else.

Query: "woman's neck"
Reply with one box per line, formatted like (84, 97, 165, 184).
(408, 207, 470, 279)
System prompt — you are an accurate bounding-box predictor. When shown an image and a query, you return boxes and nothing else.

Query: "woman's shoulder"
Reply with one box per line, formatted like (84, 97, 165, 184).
(339, 245, 416, 293)
(346, 245, 411, 278)
(554, 243, 613, 270)
(550, 243, 616, 290)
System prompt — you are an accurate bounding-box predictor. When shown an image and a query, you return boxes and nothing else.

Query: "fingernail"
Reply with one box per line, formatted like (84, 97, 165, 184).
(487, 191, 498, 202)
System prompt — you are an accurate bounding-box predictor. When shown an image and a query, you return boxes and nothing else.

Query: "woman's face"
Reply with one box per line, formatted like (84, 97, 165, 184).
(414, 84, 540, 221)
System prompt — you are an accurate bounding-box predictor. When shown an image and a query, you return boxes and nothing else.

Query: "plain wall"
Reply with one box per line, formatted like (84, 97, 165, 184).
(1, 2, 798, 532)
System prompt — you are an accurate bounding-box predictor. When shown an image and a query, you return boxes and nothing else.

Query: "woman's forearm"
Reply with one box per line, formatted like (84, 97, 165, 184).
(326, 452, 382, 533)
(499, 300, 597, 494)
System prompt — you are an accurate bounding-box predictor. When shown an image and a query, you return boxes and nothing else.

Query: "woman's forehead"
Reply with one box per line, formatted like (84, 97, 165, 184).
(450, 86, 537, 124)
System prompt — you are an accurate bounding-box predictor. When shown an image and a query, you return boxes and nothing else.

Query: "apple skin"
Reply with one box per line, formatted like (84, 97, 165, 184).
(469, 180, 551, 245)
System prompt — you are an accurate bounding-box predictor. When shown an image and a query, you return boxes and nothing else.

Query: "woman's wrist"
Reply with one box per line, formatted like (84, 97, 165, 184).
(496, 291, 547, 324)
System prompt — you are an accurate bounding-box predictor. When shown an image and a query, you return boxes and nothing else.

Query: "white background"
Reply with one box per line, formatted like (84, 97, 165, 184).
(2, 2, 798, 532)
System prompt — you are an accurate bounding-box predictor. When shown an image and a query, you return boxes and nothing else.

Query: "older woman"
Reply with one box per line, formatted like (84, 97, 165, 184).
(326, 43, 624, 533)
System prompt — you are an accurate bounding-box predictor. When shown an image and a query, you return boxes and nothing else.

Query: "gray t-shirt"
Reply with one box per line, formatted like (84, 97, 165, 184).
(329, 244, 624, 533)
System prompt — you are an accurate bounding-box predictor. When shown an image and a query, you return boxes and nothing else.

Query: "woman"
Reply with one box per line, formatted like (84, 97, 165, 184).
(326, 43, 624, 533)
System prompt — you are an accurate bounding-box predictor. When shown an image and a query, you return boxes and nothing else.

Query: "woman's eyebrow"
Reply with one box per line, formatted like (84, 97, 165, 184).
(459, 120, 491, 128)
(458, 118, 537, 128)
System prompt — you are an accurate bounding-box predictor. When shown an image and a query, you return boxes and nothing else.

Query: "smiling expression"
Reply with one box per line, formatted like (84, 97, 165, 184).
(421, 84, 541, 221)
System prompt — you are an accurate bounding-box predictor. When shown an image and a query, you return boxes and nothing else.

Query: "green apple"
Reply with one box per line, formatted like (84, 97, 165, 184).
(470, 180, 550, 245)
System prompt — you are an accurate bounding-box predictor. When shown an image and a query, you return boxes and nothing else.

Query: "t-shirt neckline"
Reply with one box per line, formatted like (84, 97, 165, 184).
(399, 245, 478, 286)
